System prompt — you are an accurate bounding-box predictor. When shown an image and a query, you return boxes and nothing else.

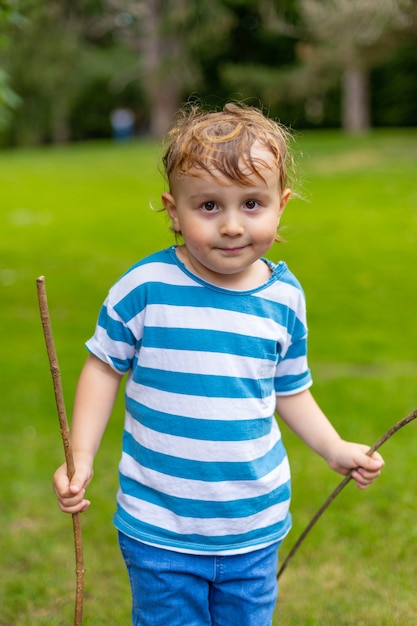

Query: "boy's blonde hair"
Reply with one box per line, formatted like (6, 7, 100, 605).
(162, 102, 292, 193)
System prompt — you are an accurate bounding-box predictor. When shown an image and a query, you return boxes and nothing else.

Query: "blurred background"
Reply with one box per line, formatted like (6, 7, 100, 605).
(1, 0, 416, 146)
(2, 2, 417, 624)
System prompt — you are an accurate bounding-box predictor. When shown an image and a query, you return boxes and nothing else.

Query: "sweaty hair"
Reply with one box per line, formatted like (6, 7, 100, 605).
(162, 102, 292, 192)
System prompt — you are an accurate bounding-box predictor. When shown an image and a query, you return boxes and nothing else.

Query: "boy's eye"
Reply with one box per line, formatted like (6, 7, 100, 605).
(245, 200, 259, 210)
(201, 201, 218, 212)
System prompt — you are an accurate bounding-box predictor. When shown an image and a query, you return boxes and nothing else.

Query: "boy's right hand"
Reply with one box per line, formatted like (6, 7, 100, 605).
(53, 461, 93, 514)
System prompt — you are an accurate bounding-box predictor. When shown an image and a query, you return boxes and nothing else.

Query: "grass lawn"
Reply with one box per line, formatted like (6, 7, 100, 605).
(1, 130, 417, 625)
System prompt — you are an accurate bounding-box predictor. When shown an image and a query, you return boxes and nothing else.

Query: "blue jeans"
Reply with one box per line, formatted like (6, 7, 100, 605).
(118, 532, 279, 626)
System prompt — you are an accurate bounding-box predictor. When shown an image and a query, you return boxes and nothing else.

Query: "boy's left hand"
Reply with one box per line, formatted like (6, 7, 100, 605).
(327, 441, 384, 489)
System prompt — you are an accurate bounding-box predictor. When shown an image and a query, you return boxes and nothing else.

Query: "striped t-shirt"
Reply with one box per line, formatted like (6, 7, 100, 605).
(86, 246, 312, 555)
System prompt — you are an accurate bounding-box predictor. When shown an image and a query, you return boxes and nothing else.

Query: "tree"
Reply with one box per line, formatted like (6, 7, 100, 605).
(102, 0, 234, 137)
(1, 0, 235, 144)
(0, 0, 23, 132)
(262, 0, 417, 132)
(219, 0, 417, 132)
(298, 0, 417, 132)
(2, 0, 416, 144)
(1, 0, 139, 144)
(199, 0, 300, 113)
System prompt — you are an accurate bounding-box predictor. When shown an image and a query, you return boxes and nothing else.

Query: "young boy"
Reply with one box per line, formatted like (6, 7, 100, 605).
(54, 102, 384, 625)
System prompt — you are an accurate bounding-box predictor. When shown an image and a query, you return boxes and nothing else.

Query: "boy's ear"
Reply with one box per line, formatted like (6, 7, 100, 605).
(279, 188, 291, 214)
(162, 192, 180, 232)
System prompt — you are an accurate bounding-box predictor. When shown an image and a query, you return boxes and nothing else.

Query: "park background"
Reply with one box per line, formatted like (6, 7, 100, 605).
(1, 1, 417, 624)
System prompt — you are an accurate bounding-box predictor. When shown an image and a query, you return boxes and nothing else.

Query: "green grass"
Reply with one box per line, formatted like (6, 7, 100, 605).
(1, 131, 416, 625)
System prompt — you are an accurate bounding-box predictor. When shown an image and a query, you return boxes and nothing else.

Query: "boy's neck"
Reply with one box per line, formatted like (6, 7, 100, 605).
(176, 245, 272, 291)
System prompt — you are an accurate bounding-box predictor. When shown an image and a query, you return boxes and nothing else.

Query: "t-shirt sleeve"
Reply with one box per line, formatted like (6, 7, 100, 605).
(274, 288, 312, 396)
(86, 295, 137, 374)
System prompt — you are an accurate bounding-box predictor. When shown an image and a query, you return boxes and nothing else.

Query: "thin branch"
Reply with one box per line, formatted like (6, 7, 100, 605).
(278, 409, 417, 579)
(36, 276, 85, 626)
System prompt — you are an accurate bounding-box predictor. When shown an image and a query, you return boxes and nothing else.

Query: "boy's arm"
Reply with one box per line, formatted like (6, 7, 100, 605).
(53, 354, 122, 513)
(276, 389, 384, 489)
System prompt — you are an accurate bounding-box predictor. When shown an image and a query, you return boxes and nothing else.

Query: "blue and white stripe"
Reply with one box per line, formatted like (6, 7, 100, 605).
(86, 246, 312, 554)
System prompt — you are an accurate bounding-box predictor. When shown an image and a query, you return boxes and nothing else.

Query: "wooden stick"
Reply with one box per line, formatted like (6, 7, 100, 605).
(277, 408, 417, 580)
(36, 276, 85, 625)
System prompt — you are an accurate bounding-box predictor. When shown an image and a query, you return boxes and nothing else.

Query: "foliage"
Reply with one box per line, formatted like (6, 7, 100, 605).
(1, 131, 417, 623)
(0, 0, 26, 28)
(298, 0, 416, 63)
(371, 37, 417, 126)
(0, 66, 20, 129)
(219, 0, 417, 131)
(296, 0, 417, 130)
(0, 0, 24, 131)
(0, 0, 141, 145)
(0, 0, 416, 145)
(101, 0, 235, 136)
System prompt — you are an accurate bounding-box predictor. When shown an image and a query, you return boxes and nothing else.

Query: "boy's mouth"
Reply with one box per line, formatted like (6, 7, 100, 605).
(217, 245, 247, 253)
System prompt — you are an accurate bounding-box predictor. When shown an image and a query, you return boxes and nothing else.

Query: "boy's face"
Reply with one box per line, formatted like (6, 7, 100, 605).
(162, 144, 290, 289)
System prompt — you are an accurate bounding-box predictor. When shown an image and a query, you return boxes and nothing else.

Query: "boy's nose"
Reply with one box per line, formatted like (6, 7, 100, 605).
(220, 210, 244, 236)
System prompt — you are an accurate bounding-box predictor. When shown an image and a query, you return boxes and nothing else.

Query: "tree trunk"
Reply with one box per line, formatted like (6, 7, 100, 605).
(141, 0, 183, 138)
(148, 81, 181, 138)
(341, 67, 370, 134)
(51, 111, 71, 144)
